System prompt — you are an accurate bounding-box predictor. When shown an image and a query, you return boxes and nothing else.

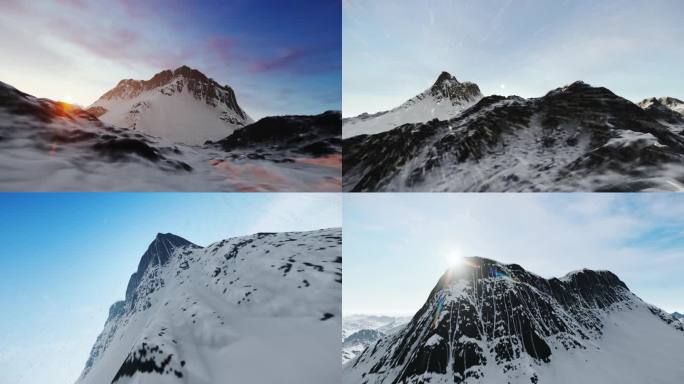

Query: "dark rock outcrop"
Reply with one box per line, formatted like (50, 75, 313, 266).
(344, 81, 684, 192)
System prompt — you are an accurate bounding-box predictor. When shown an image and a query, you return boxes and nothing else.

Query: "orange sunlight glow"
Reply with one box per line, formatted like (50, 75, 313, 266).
(295, 154, 342, 169)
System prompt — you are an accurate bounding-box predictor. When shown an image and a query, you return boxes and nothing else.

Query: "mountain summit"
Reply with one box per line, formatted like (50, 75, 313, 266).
(344, 257, 684, 384)
(429, 71, 481, 103)
(342, 71, 482, 138)
(343, 81, 684, 192)
(77, 228, 342, 384)
(88, 65, 253, 144)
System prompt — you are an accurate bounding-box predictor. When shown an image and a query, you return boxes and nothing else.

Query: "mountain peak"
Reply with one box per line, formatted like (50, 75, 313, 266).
(89, 65, 252, 144)
(344, 259, 682, 384)
(433, 71, 457, 87)
(124, 233, 199, 303)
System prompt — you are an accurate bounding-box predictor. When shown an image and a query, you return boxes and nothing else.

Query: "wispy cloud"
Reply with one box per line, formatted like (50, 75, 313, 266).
(344, 194, 684, 315)
(0, 0, 341, 116)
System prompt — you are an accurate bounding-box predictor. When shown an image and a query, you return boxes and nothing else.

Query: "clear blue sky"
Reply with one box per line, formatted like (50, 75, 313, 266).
(0, 193, 341, 384)
(0, 0, 341, 118)
(343, 0, 684, 117)
(344, 193, 684, 316)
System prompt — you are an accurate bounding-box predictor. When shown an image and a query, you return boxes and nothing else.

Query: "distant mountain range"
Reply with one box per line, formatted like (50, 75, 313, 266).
(77, 229, 342, 384)
(343, 73, 684, 192)
(342, 315, 410, 363)
(344, 257, 684, 384)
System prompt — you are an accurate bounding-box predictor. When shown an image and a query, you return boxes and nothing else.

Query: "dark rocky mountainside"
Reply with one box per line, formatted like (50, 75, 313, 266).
(344, 257, 684, 384)
(0, 81, 341, 191)
(215, 110, 341, 156)
(344, 82, 684, 192)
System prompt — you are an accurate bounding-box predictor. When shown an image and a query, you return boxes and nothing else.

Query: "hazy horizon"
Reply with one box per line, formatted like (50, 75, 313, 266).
(343, 0, 684, 117)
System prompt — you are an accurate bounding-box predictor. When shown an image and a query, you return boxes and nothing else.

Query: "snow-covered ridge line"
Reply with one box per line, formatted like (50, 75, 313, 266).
(344, 256, 684, 384)
(88, 65, 252, 145)
(343, 80, 684, 192)
(342, 71, 482, 138)
(78, 228, 342, 384)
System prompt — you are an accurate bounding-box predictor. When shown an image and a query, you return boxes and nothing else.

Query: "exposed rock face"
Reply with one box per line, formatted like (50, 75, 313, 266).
(97, 66, 248, 120)
(215, 110, 342, 156)
(88, 65, 252, 145)
(0, 81, 341, 192)
(639, 96, 684, 115)
(429, 71, 482, 104)
(344, 257, 684, 384)
(344, 81, 684, 192)
(342, 72, 482, 138)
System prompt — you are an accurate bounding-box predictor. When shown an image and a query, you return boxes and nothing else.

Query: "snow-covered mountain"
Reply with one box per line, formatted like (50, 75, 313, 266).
(0, 81, 341, 191)
(87, 65, 252, 145)
(342, 72, 482, 139)
(77, 229, 342, 384)
(344, 257, 684, 384)
(639, 96, 684, 117)
(343, 315, 412, 339)
(342, 315, 410, 364)
(673, 312, 684, 322)
(344, 81, 684, 192)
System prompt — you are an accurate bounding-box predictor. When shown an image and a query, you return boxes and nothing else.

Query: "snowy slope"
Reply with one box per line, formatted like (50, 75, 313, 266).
(344, 81, 684, 192)
(88, 65, 252, 145)
(342, 72, 482, 139)
(0, 81, 341, 191)
(344, 257, 684, 384)
(77, 229, 342, 384)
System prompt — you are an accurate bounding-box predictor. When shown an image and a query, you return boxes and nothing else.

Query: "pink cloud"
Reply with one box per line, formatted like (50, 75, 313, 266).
(55, 0, 89, 8)
(249, 48, 310, 73)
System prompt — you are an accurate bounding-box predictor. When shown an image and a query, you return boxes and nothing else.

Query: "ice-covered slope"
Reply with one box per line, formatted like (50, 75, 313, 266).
(344, 81, 684, 192)
(88, 65, 252, 145)
(342, 72, 482, 139)
(0, 81, 341, 191)
(344, 257, 684, 384)
(76, 229, 342, 384)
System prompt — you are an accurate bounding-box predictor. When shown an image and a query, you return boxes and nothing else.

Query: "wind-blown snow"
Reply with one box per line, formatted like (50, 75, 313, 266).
(0, 81, 341, 191)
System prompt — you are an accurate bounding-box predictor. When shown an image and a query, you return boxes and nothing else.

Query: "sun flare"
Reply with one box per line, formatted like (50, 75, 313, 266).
(445, 249, 463, 268)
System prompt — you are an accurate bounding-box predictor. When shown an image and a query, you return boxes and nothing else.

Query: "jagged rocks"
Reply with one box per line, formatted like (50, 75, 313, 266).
(344, 257, 684, 384)
(343, 81, 684, 192)
(342, 71, 483, 139)
(88, 65, 253, 145)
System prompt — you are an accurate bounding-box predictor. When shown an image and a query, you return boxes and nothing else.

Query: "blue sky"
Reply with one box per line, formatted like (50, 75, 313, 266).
(0, 193, 341, 384)
(344, 194, 684, 316)
(343, 0, 684, 117)
(0, 0, 341, 118)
